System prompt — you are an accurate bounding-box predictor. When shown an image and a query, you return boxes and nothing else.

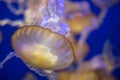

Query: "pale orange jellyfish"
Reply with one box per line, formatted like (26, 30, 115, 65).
(65, 1, 97, 34)
(58, 66, 115, 80)
(67, 14, 96, 34)
(12, 25, 74, 70)
(58, 71, 76, 80)
(57, 37, 118, 80)
(75, 69, 115, 80)
(76, 41, 120, 74)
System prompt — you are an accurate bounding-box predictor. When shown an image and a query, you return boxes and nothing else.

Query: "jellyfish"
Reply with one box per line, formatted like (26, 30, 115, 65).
(57, 41, 117, 80)
(58, 71, 76, 80)
(58, 67, 115, 80)
(12, 25, 74, 70)
(0, 0, 75, 80)
(58, 62, 115, 80)
(76, 41, 120, 74)
(101, 41, 120, 73)
(65, 1, 97, 34)
(75, 69, 115, 80)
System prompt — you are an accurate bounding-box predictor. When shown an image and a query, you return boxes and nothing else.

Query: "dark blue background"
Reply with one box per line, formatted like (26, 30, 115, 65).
(0, 0, 120, 80)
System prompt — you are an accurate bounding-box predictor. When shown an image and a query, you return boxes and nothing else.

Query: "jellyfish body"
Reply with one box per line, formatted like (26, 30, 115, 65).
(12, 25, 74, 70)
(67, 14, 96, 34)
(65, 1, 96, 34)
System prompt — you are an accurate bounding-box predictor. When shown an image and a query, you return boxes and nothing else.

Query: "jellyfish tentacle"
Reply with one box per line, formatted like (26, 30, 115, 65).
(5, 0, 25, 15)
(26, 63, 59, 79)
(76, 26, 92, 65)
(0, 52, 15, 68)
(96, 9, 108, 28)
(27, 65, 47, 77)
(102, 41, 120, 72)
(0, 19, 24, 27)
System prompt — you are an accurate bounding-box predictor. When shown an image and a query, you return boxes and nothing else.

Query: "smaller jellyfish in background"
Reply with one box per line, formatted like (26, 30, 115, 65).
(0, 31, 2, 43)
(57, 41, 117, 80)
(58, 66, 115, 80)
(76, 41, 120, 74)
(22, 72, 38, 80)
(58, 71, 76, 80)
(76, 69, 115, 80)
(65, 1, 97, 34)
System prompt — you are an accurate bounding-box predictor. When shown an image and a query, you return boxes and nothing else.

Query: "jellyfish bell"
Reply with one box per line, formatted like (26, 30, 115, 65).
(67, 14, 96, 34)
(12, 25, 74, 71)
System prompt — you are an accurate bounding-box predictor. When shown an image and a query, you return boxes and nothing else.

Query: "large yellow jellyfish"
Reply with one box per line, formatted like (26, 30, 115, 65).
(12, 25, 74, 70)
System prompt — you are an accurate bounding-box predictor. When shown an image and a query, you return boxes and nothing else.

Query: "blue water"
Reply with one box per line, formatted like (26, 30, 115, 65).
(0, 1, 120, 80)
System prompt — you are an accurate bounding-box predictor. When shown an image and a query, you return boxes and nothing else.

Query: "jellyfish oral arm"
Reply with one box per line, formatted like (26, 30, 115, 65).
(102, 41, 120, 72)
(33, 0, 70, 36)
(0, 52, 16, 68)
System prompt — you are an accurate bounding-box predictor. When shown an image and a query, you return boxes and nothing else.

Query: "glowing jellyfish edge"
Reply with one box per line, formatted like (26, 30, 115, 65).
(11, 25, 75, 71)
